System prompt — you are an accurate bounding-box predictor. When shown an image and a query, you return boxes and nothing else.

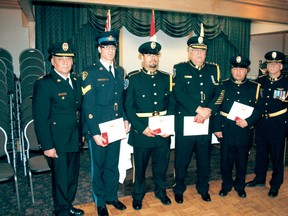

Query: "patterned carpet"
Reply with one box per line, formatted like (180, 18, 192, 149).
(1, 143, 286, 216)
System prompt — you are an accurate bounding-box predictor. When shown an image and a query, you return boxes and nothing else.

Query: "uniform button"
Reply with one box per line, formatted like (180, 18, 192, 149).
(265, 103, 268, 105)
(187, 81, 190, 84)
(200, 83, 203, 86)
(153, 83, 156, 86)
(199, 74, 202, 77)
(200, 91, 203, 94)
(115, 92, 118, 95)
(237, 91, 240, 94)
(151, 76, 154, 78)
(142, 95, 145, 97)
(268, 88, 271, 91)
(115, 113, 119, 117)
(154, 93, 157, 95)
(267, 96, 270, 98)
(53, 122, 56, 125)
(154, 102, 157, 104)
(201, 101, 203, 103)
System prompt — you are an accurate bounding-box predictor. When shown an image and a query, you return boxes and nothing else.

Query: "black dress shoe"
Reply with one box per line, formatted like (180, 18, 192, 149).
(106, 200, 126, 210)
(132, 200, 142, 210)
(69, 207, 84, 215)
(97, 206, 109, 216)
(174, 194, 183, 204)
(237, 190, 247, 198)
(219, 189, 229, 197)
(156, 195, 172, 205)
(246, 180, 265, 187)
(201, 192, 211, 202)
(268, 189, 278, 197)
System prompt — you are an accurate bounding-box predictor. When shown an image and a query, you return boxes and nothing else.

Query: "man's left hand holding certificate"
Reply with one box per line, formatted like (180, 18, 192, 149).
(99, 117, 127, 145)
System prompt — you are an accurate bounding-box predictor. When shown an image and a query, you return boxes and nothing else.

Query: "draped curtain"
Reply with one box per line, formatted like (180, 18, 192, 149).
(35, 3, 250, 79)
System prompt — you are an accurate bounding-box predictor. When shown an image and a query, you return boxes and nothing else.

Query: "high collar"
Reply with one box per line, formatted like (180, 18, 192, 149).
(231, 77, 247, 85)
(189, 60, 205, 70)
(268, 74, 283, 82)
(141, 67, 157, 75)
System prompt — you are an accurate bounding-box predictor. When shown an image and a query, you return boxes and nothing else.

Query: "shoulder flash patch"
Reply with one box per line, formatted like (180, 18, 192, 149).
(158, 70, 171, 76)
(82, 71, 88, 81)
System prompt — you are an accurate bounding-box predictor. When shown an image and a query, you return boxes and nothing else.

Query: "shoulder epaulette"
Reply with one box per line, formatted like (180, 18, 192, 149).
(258, 74, 267, 78)
(206, 61, 219, 66)
(249, 79, 260, 85)
(158, 70, 171, 76)
(222, 78, 230, 82)
(127, 70, 141, 77)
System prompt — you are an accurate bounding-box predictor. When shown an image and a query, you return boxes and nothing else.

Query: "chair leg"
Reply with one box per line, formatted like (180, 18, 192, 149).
(14, 174, 21, 209)
(28, 169, 35, 203)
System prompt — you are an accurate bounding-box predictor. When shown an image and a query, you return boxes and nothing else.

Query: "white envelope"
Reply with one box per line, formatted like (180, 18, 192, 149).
(99, 117, 126, 144)
(227, 101, 254, 121)
(148, 115, 175, 135)
(183, 116, 209, 136)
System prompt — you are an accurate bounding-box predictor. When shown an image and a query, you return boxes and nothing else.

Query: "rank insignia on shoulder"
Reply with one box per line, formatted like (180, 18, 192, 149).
(82, 71, 88, 81)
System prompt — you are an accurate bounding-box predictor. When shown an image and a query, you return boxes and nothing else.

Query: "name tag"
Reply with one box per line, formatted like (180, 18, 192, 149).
(58, 92, 67, 96)
(184, 75, 192, 78)
(97, 78, 109, 81)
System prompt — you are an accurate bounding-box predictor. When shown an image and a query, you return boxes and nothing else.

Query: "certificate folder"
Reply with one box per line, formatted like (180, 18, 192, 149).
(227, 101, 254, 121)
(148, 115, 175, 135)
(99, 117, 126, 144)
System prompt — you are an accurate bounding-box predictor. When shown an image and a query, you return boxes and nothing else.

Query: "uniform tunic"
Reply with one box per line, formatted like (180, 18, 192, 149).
(81, 60, 126, 207)
(214, 78, 261, 191)
(124, 68, 174, 201)
(172, 61, 222, 195)
(253, 74, 288, 190)
(32, 69, 82, 213)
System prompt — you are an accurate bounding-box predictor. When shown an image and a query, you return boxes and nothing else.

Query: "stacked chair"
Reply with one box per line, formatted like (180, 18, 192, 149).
(0, 48, 20, 209)
(17, 48, 45, 176)
(0, 48, 17, 171)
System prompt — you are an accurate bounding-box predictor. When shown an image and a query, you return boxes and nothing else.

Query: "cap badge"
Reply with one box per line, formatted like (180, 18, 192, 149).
(198, 36, 203, 44)
(150, 41, 156, 49)
(272, 51, 277, 59)
(108, 35, 114, 41)
(62, 42, 69, 51)
(236, 56, 241, 63)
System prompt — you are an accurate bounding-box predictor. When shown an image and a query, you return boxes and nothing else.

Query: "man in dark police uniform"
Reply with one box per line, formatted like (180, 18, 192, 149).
(125, 41, 175, 210)
(32, 42, 84, 216)
(214, 55, 261, 198)
(81, 31, 129, 216)
(246, 51, 288, 198)
(172, 30, 223, 203)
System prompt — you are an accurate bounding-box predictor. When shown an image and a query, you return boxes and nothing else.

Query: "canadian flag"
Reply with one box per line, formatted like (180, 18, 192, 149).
(150, 10, 157, 42)
(105, 9, 111, 32)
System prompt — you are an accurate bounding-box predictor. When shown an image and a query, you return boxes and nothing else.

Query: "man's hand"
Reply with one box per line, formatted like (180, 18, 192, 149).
(142, 127, 157, 137)
(235, 118, 248, 128)
(196, 106, 211, 120)
(93, 134, 108, 147)
(124, 120, 130, 134)
(214, 131, 223, 138)
(44, 148, 58, 158)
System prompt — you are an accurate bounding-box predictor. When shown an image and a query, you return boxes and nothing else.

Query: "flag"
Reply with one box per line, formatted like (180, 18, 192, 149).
(105, 9, 111, 32)
(150, 10, 157, 42)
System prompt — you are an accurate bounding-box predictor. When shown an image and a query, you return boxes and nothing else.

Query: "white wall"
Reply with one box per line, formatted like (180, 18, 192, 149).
(0, 8, 29, 77)
(121, 27, 188, 74)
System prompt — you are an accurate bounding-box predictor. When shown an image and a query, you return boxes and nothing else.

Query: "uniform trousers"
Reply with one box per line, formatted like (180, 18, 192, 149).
(254, 117, 287, 190)
(89, 139, 120, 207)
(173, 133, 211, 195)
(220, 143, 250, 191)
(47, 152, 80, 216)
(132, 143, 170, 201)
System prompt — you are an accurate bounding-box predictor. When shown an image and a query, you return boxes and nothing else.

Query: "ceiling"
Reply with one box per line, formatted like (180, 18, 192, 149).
(0, 0, 288, 24)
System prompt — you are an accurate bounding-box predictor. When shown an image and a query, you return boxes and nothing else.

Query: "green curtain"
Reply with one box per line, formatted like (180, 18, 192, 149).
(35, 3, 250, 79)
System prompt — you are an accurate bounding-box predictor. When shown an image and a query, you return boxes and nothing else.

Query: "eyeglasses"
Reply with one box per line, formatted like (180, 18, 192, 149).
(101, 45, 117, 51)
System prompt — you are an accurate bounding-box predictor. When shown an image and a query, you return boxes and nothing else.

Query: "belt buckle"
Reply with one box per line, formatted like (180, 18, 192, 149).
(152, 111, 159, 116)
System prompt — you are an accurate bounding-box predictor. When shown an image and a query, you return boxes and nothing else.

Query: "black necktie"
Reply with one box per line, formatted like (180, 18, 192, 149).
(66, 78, 73, 89)
(109, 65, 114, 77)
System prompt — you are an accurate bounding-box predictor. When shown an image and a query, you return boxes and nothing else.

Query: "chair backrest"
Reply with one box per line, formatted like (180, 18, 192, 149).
(24, 119, 41, 157)
(0, 126, 10, 163)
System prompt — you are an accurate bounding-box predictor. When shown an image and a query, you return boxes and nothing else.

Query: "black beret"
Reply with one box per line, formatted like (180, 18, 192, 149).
(96, 31, 118, 46)
(138, 41, 161, 55)
(264, 51, 285, 63)
(187, 36, 207, 50)
(230, 55, 251, 68)
(48, 42, 75, 57)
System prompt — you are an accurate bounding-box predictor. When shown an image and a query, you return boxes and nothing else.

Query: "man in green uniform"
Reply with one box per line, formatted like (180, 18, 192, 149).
(214, 55, 261, 198)
(32, 42, 84, 216)
(172, 34, 223, 203)
(246, 51, 288, 197)
(125, 41, 175, 210)
(81, 31, 129, 216)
